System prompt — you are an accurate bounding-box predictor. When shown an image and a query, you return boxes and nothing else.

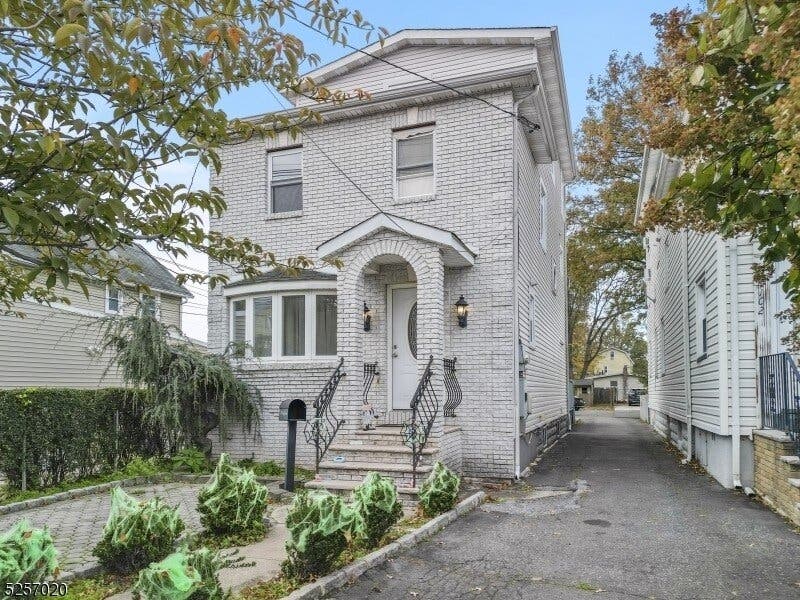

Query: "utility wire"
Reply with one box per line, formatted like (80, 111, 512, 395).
(286, 3, 541, 132)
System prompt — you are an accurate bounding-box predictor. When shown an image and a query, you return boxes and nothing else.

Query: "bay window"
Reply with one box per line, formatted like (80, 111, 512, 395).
(228, 290, 337, 360)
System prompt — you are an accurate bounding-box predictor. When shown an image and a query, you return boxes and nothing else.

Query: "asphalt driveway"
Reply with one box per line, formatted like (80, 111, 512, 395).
(330, 410, 800, 600)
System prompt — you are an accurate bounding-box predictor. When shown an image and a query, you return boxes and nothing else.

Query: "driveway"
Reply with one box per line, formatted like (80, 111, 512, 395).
(330, 410, 800, 600)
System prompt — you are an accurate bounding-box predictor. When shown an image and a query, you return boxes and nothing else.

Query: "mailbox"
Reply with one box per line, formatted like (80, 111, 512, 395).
(278, 398, 306, 422)
(278, 399, 307, 492)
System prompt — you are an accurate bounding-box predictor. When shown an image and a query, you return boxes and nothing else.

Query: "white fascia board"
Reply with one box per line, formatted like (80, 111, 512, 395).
(222, 280, 336, 297)
(316, 213, 476, 267)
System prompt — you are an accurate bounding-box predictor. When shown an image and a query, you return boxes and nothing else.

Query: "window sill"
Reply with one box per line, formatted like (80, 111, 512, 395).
(231, 356, 341, 371)
(266, 210, 303, 221)
(391, 194, 435, 206)
(696, 353, 707, 363)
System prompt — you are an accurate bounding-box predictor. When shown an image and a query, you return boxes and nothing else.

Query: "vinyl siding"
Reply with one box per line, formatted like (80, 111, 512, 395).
(294, 45, 537, 106)
(515, 125, 567, 430)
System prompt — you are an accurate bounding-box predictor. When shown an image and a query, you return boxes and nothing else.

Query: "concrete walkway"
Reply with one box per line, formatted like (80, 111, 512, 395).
(330, 411, 800, 600)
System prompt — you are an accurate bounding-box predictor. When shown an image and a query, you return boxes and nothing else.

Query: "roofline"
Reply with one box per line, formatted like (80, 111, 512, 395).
(546, 27, 577, 181)
(131, 243, 194, 298)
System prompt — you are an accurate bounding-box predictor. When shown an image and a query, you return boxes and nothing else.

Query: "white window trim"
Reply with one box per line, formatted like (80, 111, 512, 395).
(551, 257, 558, 294)
(393, 125, 436, 201)
(228, 289, 337, 363)
(695, 275, 708, 359)
(267, 146, 303, 215)
(528, 287, 537, 347)
(539, 177, 548, 251)
(105, 284, 123, 315)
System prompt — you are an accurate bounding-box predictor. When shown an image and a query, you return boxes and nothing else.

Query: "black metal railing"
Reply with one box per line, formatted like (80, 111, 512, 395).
(363, 362, 379, 405)
(304, 358, 346, 469)
(401, 355, 438, 486)
(759, 352, 800, 455)
(443, 357, 462, 417)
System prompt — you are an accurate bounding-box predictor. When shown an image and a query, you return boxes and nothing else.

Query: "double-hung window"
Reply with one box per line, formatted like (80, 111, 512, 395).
(106, 285, 123, 314)
(395, 126, 434, 198)
(268, 148, 303, 213)
(228, 291, 337, 360)
(696, 277, 708, 358)
(141, 292, 160, 319)
(539, 178, 548, 250)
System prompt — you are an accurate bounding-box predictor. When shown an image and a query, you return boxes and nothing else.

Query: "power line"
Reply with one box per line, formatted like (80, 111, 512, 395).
(263, 84, 412, 236)
(286, 3, 541, 132)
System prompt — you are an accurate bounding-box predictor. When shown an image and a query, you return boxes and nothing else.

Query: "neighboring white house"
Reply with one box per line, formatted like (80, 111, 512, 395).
(636, 147, 799, 491)
(208, 27, 575, 492)
(0, 243, 191, 388)
(589, 347, 645, 400)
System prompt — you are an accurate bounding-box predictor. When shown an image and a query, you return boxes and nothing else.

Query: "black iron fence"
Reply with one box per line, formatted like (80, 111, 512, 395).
(304, 358, 346, 469)
(443, 357, 462, 417)
(401, 355, 438, 486)
(759, 352, 800, 455)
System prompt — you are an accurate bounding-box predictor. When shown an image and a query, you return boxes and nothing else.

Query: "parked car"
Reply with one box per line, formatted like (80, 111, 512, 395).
(627, 390, 641, 406)
(574, 397, 585, 411)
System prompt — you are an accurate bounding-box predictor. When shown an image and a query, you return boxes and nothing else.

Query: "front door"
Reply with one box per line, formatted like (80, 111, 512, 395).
(391, 286, 418, 409)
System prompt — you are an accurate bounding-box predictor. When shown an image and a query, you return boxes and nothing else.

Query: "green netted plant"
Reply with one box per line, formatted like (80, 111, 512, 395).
(351, 473, 403, 549)
(93, 487, 185, 574)
(131, 547, 227, 600)
(198, 454, 268, 537)
(281, 490, 360, 582)
(0, 520, 59, 590)
(418, 462, 460, 517)
(171, 448, 211, 474)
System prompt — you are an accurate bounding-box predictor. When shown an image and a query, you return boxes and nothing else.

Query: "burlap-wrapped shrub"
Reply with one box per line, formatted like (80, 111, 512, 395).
(0, 520, 59, 590)
(132, 547, 226, 600)
(351, 472, 403, 548)
(418, 462, 460, 517)
(93, 487, 184, 574)
(281, 490, 360, 582)
(197, 454, 268, 536)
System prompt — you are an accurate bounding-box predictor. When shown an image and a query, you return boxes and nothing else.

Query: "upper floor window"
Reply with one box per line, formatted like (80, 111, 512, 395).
(610, 350, 615, 359)
(106, 285, 123, 314)
(696, 276, 708, 358)
(539, 178, 548, 250)
(395, 126, 434, 199)
(269, 148, 302, 213)
(141, 292, 160, 319)
(228, 290, 337, 360)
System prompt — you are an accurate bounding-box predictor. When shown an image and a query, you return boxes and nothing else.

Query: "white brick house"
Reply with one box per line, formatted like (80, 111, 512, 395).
(208, 28, 575, 490)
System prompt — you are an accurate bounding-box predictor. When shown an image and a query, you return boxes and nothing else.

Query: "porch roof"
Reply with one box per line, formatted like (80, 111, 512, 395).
(316, 212, 476, 268)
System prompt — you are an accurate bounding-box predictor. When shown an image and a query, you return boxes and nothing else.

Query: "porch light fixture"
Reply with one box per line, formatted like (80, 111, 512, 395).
(363, 302, 373, 331)
(455, 295, 469, 328)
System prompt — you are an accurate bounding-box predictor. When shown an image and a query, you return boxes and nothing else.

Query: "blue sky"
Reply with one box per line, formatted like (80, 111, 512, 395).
(172, 0, 683, 340)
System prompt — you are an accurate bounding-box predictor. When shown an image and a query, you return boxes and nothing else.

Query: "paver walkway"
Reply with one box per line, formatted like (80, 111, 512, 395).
(0, 482, 206, 575)
(331, 410, 800, 600)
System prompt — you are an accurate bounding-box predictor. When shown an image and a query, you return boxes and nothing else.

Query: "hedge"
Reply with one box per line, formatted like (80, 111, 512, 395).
(0, 387, 163, 490)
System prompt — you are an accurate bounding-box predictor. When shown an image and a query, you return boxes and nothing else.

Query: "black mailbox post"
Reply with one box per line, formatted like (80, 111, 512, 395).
(278, 398, 307, 492)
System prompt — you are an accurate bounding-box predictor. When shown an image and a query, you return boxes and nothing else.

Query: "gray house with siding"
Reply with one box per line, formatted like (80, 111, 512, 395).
(0, 243, 191, 389)
(208, 28, 575, 493)
(637, 148, 800, 502)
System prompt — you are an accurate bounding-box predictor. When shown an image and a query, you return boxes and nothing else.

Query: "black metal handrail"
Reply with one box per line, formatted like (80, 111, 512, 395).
(759, 352, 800, 455)
(401, 355, 438, 486)
(443, 357, 462, 417)
(304, 358, 346, 469)
(363, 362, 379, 405)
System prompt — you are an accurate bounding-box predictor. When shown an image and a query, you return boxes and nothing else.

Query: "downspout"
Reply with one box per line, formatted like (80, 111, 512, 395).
(511, 87, 537, 479)
(729, 240, 742, 488)
(681, 229, 693, 462)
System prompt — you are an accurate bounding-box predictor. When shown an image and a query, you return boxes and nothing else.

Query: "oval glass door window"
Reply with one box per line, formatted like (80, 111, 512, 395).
(407, 302, 417, 359)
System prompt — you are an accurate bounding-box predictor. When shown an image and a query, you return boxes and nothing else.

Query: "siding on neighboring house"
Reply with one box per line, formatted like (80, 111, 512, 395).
(0, 278, 183, 389)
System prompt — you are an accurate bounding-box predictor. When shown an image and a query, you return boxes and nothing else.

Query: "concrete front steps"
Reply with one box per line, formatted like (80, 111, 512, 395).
(304, 426, 438, 507)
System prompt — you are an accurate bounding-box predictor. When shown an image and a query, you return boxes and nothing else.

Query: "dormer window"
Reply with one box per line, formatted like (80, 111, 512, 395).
(269, 148, 303, 213)
(395, 126, 434, 199)
(106, 285, 123, 314)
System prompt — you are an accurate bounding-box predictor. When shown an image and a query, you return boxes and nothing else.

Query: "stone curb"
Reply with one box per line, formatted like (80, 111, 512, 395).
(0, 473, 283, 516)
(281, 491, 486, 600)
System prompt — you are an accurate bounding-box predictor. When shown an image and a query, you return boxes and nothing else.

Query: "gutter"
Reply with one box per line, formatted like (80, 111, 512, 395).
(729, 240, 742, 488)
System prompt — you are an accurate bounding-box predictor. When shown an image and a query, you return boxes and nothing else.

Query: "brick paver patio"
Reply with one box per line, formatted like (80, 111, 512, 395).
(0, 482, 207, 575)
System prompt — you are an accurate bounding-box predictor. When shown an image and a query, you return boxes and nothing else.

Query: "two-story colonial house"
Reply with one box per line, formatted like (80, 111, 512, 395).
(209, 28, 575, 495)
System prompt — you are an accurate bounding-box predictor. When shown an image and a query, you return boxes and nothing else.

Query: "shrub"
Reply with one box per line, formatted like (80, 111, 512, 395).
(115, 456, 162, 478)
(281, 490, 358, 582)
(418, 462, 460, 517)
(197, 454, 268, 536)
(131, 547, 226, 600)
(0, 520, 59, 590)
(171, 448, 211, 474)
(93, 487, 184, 574)
(0, 387, 162, 490)
(351, 473, 403, 549)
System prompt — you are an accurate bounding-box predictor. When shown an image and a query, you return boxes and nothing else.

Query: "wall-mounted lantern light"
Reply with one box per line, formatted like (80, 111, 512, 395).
(455, 295, 469, 328)
(363, 302, 373, 331)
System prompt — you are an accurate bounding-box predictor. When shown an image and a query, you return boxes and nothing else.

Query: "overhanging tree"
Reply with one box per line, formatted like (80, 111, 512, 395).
(0, 0, 382, 308)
